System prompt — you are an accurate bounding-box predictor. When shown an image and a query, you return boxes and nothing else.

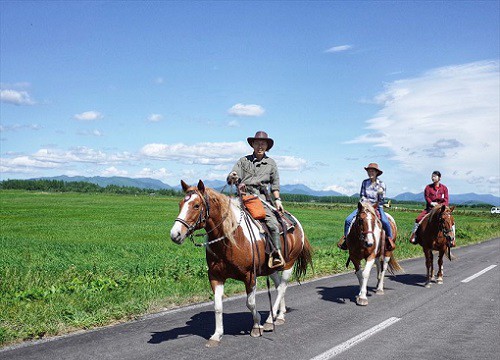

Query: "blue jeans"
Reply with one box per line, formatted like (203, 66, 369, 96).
(344, 206, 393, 239)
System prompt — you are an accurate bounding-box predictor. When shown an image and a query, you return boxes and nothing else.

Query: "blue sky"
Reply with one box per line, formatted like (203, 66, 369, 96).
(1, 1, 499, 197)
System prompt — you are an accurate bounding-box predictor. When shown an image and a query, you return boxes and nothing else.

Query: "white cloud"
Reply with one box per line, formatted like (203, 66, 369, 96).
(101, 166, 128, 176)
(147, 114, 163, 122)
(140, 141, 249, 164)
(74, 111, 103, 121)
(136, 167, 172, 182)
(325, 45, 353, 53)
(273, 155, 308, 171)
(227, 103, 265, 117)
(347, 60, 500, 191)
(227, 120, 240, 127)
(323, 184, 350, 195)
(0, 89, 35, 105)
(1, 147, 136, 176)
(0, 124, 42, 132)
(77, 129, 103, 137)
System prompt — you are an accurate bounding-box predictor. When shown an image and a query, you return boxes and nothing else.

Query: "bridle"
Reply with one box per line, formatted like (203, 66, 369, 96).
(356, 209, 377, 242)
(438, 211, 454, 241)
(174, 190, 210, 238)
(173, 187, 240, 247)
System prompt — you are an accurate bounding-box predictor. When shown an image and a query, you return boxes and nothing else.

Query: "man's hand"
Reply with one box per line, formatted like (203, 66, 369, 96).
(430, 201, 438, 207)
(237, 183, 247, 194)
(227, 171, 239, 185)
(275, 199, 284, 212)
(377, 187, 384, 194)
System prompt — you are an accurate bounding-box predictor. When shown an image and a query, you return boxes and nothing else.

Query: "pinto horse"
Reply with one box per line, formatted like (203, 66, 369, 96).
(170, 180, 313, 347)
(416, 205, 456, 288)
(346, 202, 402, 306)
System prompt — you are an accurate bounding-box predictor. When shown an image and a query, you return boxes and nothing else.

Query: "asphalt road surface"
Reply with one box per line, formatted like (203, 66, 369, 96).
(2, 238, 499, 360)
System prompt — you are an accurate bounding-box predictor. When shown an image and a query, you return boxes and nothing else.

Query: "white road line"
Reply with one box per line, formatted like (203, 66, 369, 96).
(310, 317, 401, 360)
(461, 264, 497, 283)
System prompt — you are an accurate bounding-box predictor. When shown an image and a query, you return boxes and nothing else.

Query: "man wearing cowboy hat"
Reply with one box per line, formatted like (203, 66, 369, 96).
(338, 163, 395, 250)
(227, 131, 285, 268)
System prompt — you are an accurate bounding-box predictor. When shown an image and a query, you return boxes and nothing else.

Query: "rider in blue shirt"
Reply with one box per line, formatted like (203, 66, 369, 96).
(338, 163, 394, 250)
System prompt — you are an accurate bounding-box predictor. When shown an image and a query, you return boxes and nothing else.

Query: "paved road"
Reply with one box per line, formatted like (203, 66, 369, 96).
(2, 239, 499, 360)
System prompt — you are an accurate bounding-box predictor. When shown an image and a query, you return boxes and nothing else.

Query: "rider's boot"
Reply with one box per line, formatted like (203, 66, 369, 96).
(337, 235, 348, 250)
(386, 236, 395, 251)
(409, 222, 419, 244)
(269, 231, 285, 268)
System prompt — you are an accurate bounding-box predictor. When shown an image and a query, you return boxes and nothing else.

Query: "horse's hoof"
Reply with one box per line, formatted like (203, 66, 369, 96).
(263, 322, 274, 332)
(425, 283, 431, 288)
(437, 279, 443, 284)
(250, 327, 263, 337)
(205, 339, 220, 348)
(375, 289, 384, 295)
(356, 297, 369, 306)
(274, 318, 285, 326)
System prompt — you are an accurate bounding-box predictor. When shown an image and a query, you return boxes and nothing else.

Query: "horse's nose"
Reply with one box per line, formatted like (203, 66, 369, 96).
(170, 227, 184, 244)
(364, 240, 373, 248)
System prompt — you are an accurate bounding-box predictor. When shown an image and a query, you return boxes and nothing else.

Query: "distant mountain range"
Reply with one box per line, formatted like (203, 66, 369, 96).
(31, 176, 499, 206)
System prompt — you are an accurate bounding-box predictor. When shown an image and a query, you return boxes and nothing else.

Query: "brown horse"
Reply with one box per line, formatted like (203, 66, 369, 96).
(416, 205, 456, 288)
(170, 180, 313, 347)
(346, 202, 402, 306)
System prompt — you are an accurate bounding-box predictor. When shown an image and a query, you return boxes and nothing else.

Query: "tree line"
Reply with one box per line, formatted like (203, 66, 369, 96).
(0, 179, 492, 208)
(0, 179, 181, 196)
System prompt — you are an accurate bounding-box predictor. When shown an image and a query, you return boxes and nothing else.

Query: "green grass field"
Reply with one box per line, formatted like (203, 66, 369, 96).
(1, 190, 499, 347)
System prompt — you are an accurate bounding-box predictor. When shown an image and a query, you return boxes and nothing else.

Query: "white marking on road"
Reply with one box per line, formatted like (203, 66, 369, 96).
(310, 317, 401, 360)
(461, 265, 497, 283)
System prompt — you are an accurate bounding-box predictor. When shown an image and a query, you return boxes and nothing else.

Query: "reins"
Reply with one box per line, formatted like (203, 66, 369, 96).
(175, 185, 235, 247)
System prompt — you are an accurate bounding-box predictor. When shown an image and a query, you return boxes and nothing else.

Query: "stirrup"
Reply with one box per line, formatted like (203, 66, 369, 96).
(268, 251, 285, 269)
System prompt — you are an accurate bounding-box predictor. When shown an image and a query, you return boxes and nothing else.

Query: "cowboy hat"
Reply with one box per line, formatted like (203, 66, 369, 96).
(247, 131, 274, 150)
(364, 163, 383, 176)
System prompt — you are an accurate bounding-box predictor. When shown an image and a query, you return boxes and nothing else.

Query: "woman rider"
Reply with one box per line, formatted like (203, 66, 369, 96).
(338, 163, 395, 250)
(226, 131, 285, 268)
(409, 170, 454, 246)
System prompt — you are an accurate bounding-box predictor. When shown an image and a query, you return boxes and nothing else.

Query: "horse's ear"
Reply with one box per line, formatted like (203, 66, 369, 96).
(449, 205, 455, 212)
(181, 180, 189, 192)
(197, 179, 205, 194)
(358, 202, 363, 212)
(440, 204, 446, 213)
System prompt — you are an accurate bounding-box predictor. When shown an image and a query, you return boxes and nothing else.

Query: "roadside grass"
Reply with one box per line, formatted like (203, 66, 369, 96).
(1, 190, 499, 346)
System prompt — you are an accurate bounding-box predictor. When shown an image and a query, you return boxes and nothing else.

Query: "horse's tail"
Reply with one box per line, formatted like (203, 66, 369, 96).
(387, 255, 404, 275)
(293, 235, 313, 281)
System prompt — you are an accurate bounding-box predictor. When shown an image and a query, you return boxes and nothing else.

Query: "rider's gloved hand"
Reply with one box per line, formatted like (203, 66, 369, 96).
(275, 199, 284, 212)
(227, 171, 239, 185)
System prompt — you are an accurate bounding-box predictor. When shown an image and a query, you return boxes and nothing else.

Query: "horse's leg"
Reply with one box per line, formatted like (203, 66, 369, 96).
(245, 282, 263, 338)
(264, 268, 292, 329)
(436, 250, 445, 284)
(356, 258, 375, 306)
(375, 256, 390, 295)
(424, 248, 433, 288)
(206, 280, 225, 347)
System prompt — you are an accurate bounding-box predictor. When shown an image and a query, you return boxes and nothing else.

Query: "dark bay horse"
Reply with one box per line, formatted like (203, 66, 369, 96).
(346, 202, 402, 306)
(416, 205, 456, 288)
(170, 180, 313, 347)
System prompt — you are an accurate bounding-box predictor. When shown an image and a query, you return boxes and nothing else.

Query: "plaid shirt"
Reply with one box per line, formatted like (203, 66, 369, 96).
(360, 178, 386, 205)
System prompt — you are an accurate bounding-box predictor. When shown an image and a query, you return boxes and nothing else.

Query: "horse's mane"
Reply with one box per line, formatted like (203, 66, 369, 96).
(428, 205, 448, 224)
(205, 188, 239, 244)
(359, 201, 377, 217)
